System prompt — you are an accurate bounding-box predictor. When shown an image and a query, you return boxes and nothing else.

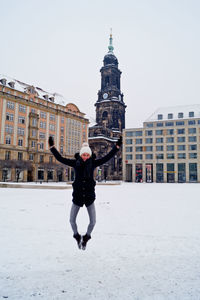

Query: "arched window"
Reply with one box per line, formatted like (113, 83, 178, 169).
(102, 111, 108, 120)
(105, 76, 109, 85)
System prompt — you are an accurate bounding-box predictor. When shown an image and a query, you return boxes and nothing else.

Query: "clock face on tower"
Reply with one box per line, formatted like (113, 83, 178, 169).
(103, 93, 108, 99)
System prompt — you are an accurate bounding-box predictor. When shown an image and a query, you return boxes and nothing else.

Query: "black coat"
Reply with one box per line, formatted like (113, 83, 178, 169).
(50, 146, 119, 207)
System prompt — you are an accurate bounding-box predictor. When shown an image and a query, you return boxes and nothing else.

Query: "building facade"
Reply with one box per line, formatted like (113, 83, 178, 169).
(89, 33, 126, 180)
(0, 75, 89, 182)
(123, 105, 200, 183)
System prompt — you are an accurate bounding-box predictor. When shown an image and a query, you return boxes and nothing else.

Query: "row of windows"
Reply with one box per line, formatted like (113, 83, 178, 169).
(6, 137, 23, 146)
(126, 136, 198, 144)
(146, 120, 198, 128)
(126, 144, 198, 152)
(145, 128, 197, 135)
(126, 153, 198, 160)
(157, 111, 195, 120)
(7, 102, 26, 112)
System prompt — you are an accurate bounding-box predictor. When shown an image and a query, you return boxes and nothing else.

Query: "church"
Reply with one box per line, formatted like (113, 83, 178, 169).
(89, 33, 126, 180)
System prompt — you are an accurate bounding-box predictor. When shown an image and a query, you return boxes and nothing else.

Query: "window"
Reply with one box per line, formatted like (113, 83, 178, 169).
(146, 146, 153, 151)
(146, 123, 153, 128)
(18, 127, 25, 136)
(188, 120, 196, 125)
(60, 136, 64, 143)
(18, 152, 23, 160)
(5, 125, 13, 134)
(178, 153, 186, 159)
(29, 154, 34, 161)
(32, 118, 37, 126)
(61, 117, 64, 124)
(188, 136, 196, 142)
(189, 153, 197, 159)
(40, 155, 44, 163)
(176, 121, 184, 126)
(19, 104, 26, 113)
(40, 121, 46, 129)
(198, 120, 200, 125)
(177, 129, 185, 134)
(167, 129, 174, 135)
(5, 151, 11, 160)
(166, 137, 174, 143)
(188, 128, 196, 134)
(177, 145, 185, 151)
(135, 131, 143, 136)
(60, 126, 64, 133)
(177, 136, 185, 142)
(39, 132, 45, 139)
(126, 154, 132, 160)
(168, 113, 173, 119)
(60, 146, 63, 154)
(135, 139, 142, 144)
(189, 111, 194, 118)
(40, 112, 46, 119)
(126, 147, 132, 152)
(165, 122, 174, 127)
(178, 112, 184, 118)
(136, 146, 143, 152)
(32, 129, 36, 137)
(167, 153, 174, 159)
(18, 139, 23, 146)
(50, 114, 55, 121)
(31, 141, 36, 148)
(126, 131, 133, 137)
(145, 138, 153, 144)
(167, 145, 174, 151)
(156, 154, 164, 159)
(18, 116, 25, 124)
(126, 139, 133, 145)
(146, 154, 153, 159)
(156, 130, 163, 135)
(40, 143, 44, 150)
(156, 146, 163, 151)
(7, 101, 15, 110)
(6, 136, 11, 144)
(145, 130, 153, 136)
(49, 124, 55, 131)
(189, 144, 197, 151)
(157, 114, 163, 120)
(6, 113, 14, 121)
(157, 123, 163, 127)
(49, 156, 53, 163)
(136, 154, 143, 160)
(156, 138, 163, 143)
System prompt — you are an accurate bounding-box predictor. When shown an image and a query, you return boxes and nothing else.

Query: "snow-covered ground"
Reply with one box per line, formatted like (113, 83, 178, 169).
(1, 183, 200, 300)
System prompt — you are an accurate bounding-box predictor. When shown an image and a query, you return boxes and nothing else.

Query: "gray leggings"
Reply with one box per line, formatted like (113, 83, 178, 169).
(69, 203, 96, 236)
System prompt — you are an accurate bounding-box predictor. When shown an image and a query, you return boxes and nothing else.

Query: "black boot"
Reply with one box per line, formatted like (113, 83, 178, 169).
(81, 234, 91, 250)
(73, 233, 82, 249)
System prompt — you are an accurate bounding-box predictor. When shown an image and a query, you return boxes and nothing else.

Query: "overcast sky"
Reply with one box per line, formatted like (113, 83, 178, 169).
(1, 0, 200, 128)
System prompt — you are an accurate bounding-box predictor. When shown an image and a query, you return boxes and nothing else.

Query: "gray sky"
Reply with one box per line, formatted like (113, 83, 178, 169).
(1, 0, 200, 128)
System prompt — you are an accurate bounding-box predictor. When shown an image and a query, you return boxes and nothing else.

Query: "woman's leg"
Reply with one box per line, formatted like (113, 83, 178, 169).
(69, 203, 80, 235)
(86, 203, 96, 236)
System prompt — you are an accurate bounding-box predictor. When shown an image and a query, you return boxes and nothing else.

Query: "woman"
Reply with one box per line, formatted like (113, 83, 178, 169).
(49, 136, 122, 250)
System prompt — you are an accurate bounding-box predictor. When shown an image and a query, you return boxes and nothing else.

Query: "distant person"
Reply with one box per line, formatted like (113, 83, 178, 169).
(48, 136, 122, 250)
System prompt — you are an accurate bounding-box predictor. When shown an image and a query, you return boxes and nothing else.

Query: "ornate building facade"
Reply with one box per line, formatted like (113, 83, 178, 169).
(0, 75, 89, 182)
(89, 34, 126, 180)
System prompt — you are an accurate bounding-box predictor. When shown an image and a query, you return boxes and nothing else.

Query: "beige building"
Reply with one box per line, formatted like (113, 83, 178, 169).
(123, 105, 200, 183)
(0, 75, 89, 182)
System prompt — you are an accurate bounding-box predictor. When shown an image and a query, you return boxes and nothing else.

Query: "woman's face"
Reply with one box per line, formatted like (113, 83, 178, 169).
(81, 153, 91, 161)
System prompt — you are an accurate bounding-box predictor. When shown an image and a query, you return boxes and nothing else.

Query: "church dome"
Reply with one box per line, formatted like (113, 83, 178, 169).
(103, 53, 118, 66)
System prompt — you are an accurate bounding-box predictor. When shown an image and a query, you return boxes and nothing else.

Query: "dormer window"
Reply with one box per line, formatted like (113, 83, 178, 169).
(43, 94, 49, 100)
(8, 82, 15, 88)
(189, 111, 194, 118)
(0, 78, 7, 85)
(168, 113, 173, 119)
(49, 97, 55, 102)
(178, 112, 183, 118)
(157, 114, 163, 120)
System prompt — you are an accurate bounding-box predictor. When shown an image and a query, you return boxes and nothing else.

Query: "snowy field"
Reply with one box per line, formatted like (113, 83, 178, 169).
(1, 183, 200, 300)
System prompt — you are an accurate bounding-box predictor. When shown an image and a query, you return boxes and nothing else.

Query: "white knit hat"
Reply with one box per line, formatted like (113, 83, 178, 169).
(80, 142, 92, 156)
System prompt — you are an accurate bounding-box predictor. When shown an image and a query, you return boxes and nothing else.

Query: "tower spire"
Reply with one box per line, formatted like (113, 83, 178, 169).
(108, 28, 114, 53)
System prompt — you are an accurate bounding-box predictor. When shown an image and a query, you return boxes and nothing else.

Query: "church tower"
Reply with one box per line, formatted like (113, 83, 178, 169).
(96, 32, 126, 131)
(89, 32, 126, 181)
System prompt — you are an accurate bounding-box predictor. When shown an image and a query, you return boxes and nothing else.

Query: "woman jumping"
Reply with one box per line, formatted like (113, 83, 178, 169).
(48, 136, 122, 250)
